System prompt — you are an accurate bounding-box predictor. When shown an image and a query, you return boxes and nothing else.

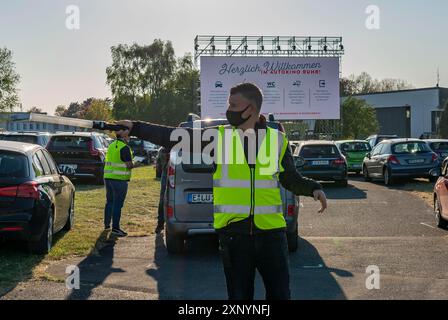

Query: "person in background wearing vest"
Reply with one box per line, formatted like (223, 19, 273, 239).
(113, 83, 328, 300)
(103, 129, 136, 237)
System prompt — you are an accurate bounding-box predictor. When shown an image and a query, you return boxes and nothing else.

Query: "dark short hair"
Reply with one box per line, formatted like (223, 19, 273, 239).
(230, 83, 263, 112)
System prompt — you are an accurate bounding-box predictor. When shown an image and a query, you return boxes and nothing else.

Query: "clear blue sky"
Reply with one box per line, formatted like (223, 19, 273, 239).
(1, 0, 447, 114)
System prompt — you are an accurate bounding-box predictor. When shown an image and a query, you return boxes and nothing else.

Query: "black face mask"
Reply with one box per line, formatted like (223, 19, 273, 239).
(226, 104, 252, 127)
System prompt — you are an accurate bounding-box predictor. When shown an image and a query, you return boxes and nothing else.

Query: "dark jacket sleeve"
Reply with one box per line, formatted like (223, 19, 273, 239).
(279, 145, 322, 197)
(130, 121, 182, 149)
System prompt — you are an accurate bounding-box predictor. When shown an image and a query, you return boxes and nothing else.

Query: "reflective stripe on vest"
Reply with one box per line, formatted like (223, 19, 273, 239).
(212, 125, 288, 230)
(104, 140, 133, 181)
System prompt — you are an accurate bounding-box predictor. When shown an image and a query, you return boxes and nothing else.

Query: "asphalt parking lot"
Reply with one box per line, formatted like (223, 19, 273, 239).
(2, 176, 448, 300)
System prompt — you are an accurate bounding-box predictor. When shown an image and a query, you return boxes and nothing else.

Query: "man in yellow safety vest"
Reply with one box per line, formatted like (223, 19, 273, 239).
(114, 83, 327, 299)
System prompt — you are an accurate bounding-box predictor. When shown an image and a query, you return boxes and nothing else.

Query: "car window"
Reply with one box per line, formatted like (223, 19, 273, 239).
(0, 151, 29, 178)
(93, 136, 104, 149)
(36, 150, 51, 176)
(392, 142, 431, 154)
(0, 135, 38, 144)
(32, 154, 44, 177)
(371, 144, 381, 156)
(48, 136, 91, 150)
(41, 149, 59, 174)
(430, 142, 448, 151)
(299, 145, 339, 158)
(341, 142, 371, 152)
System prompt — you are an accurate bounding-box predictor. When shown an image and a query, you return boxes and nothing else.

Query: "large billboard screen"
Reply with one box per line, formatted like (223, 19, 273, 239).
(200, 56, 340, 120)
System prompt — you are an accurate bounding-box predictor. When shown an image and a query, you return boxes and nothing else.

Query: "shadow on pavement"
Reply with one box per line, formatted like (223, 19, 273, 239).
(146, 234, 350, 300)
(319, 181, 368, 200)
(0, 228, 70, 297)
(67, 231, 122, 300)
(289, 237, 352, 299)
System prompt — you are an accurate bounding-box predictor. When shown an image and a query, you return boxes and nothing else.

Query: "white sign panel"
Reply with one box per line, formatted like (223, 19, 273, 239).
(200, 56, 340, 120)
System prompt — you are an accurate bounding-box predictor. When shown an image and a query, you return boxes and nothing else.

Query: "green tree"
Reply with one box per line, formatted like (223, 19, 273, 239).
(439, 102, 448, 139)
(0, 48, 20, 111)
(83, 99, 113, 121)
(54, 105, 67, 116)
(341, 97, 379, 139)
(27, 106, 43, 113)
(340, 72, 413, 96)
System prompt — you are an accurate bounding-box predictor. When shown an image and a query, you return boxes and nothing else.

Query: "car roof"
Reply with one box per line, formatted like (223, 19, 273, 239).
(299, 140, 337, 146)
(424, 139, 448, 143)
(382, 138, 423, 144)
(336, 140, 369, 144)
(0, 140, 41, 154)
(50, 131, 99, 137)
(0, 131, 51, 136)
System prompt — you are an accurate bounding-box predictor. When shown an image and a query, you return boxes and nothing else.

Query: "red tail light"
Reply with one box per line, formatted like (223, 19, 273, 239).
(88, 140, 100, 157)
(168, 165, 175, 188)
(0, 186, 19, 197)
(0, 227, 24, 232)
(17, 182, 40, 199)
(333, 158, 346, 165)
(287, 205, 295, 217)
(166, 205, 174, 218)
(0, 182, 39, 199)
(388, 155, 400, 165)
(432, 153, 439, 162)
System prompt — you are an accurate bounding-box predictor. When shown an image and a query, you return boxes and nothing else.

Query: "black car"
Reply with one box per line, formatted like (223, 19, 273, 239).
(0, 131, 51, 147)
(294, 141, 348, 187)
(425, 139, 448, 162)
(46, 132, 107, 184)
(0, 141, 75, 254)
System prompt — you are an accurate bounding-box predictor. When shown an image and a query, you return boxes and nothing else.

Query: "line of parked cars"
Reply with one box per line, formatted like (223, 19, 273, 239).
(0, 129, 158, 254)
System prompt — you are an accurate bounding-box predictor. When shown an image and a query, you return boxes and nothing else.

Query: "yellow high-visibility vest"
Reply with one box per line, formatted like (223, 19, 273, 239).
(213, 125, 288, 230)
(104, 140, 133, 181)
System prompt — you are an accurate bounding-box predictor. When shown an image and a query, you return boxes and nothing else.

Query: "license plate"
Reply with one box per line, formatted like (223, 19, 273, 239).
(352, 164, 362, 168)
(188, 193, 213, 204)
(408, 159, 425, 164)
(58, 164, 77, 175)
(312, 160, 329, 166)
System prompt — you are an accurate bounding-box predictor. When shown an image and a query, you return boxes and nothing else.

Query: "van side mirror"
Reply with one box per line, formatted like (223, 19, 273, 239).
(294, 156, 305, 168)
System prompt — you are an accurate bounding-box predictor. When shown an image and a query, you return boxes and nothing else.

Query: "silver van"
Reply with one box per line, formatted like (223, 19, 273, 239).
(163, 118, 299, 254)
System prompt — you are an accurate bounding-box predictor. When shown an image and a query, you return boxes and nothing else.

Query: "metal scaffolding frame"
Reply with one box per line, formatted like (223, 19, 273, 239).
(194, 35, 344, 64)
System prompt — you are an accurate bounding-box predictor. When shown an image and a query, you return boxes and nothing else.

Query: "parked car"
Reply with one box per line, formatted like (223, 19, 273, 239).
(425, 139, 448, 163)
(362, 139, 440, 185)
(366, 134, 399, 148)
(336, 140, 372, 174)
(128, 137, 159, 164)
(46, 132, 107, 184)
(163, 118, 299, 254)
(434, 158, 448, 229)
(293, 141, 348, 187)
(0, 141, 75, 254)
(0, 131, 51, 147)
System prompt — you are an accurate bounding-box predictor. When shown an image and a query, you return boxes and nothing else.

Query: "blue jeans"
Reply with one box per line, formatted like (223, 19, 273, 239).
(104, 179, 129, 230)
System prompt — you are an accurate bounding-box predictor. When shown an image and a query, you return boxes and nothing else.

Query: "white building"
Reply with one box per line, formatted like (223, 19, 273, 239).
(342, 87, 448, 138)
(0, 112, 87, 133)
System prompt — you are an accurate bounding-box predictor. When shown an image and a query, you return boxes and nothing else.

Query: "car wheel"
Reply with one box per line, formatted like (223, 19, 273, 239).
(435, 197, 448, 229)
(63, 194, 75, 231)
(287, 224, 299, 253)
(165, 227, 185, 254)
(363, 166, 371, 182)
(28, 208, 54, 254)
(384, 168, 394, 186)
